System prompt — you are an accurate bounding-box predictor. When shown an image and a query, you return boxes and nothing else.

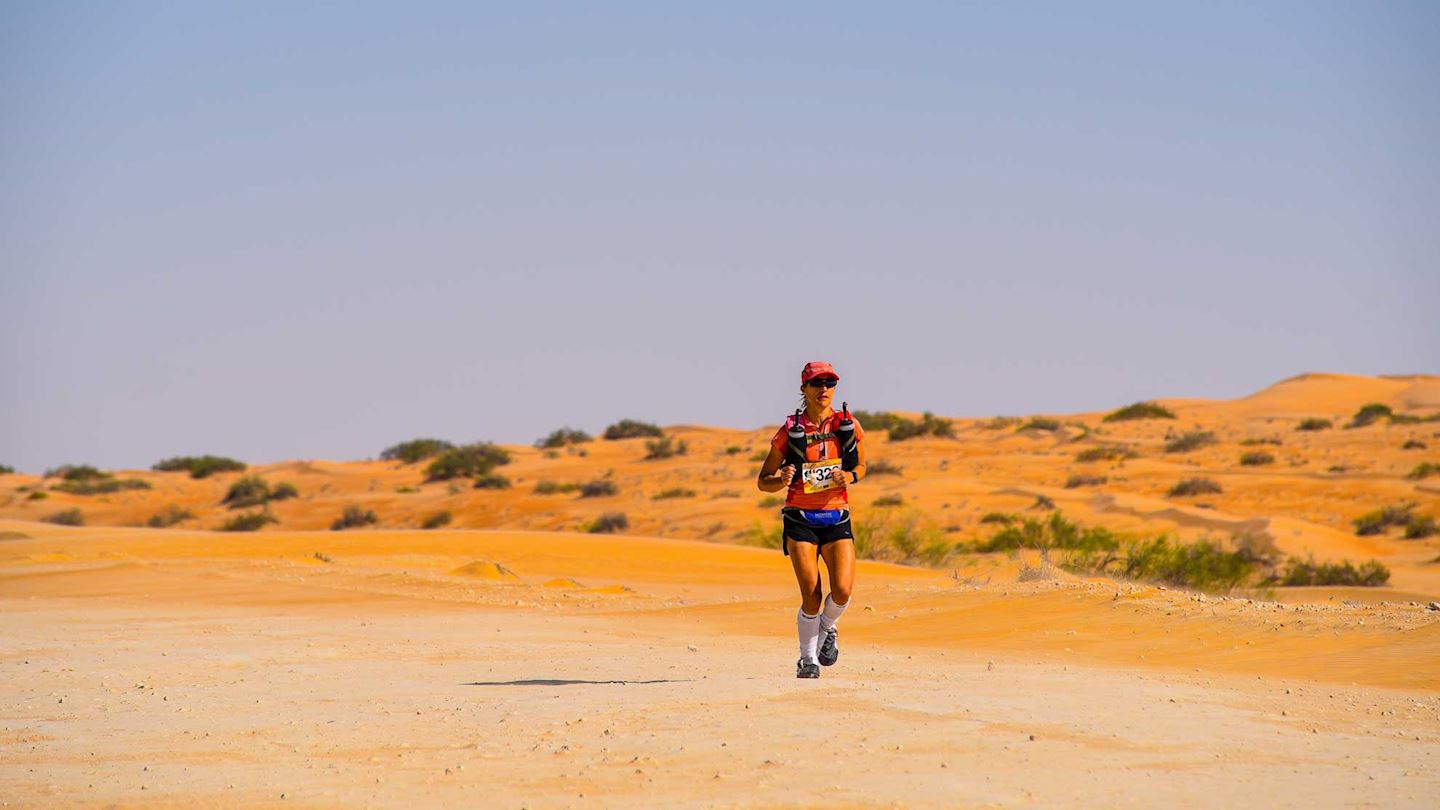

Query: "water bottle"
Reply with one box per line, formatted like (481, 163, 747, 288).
(837, 401, 859, 471)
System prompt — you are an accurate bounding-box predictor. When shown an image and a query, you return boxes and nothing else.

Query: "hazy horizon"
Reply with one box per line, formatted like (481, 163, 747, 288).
(3, 2, 1437, 472)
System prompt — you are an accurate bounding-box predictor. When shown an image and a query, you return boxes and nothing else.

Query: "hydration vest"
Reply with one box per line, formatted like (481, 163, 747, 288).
(784, 402, 861, 474)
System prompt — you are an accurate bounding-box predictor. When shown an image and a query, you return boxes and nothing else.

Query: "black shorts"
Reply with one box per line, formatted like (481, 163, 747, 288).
(781, 508, 854, 556)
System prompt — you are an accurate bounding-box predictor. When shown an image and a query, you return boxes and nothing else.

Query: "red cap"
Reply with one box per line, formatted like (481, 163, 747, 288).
(800, 361, 839, 384)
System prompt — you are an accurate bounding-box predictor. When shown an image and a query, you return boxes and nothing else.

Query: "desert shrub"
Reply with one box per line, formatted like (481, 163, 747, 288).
(1074, 445, 1133, 463)
(1406, 462, 1440, 480)
(979, 512, 1016, 525)
(395, 485, 419, 494)
(579, 479, 618, 498)
(1272, 556, 1390, 587)
(331, 505, 379, 531)
(724, 445, 744, 455)
(146, 506, 194, 528)
(1353, 503, 1414, 536)
(1402, 440, 1427, 450)
(652, 487, 697, 500)
(533, 480, 579, 495)
(758, 495, 783, 508)
(1032, 495, 1057, 510)
(1238, 451, 1275, 467)
(587, 512, 629, 533)
(1168, 478, 1222, 497)
(0, 463, 13, 474)
(535, 427, 592, 448)
(1240, 437, 1282, 446)
(421, 511, 453, 530)
(853, 410, 905, 434)
(867, 459, 904, 476)
(745, 521, 783, 549)
(27, 491, 48, 501)
(1064, 474, 1107, 489)
(473, 474, 511, 490)
(223, 476, 271, 509)
(220, 511, 276, 532)
(152, 455, 247, 479)
(969, 512, 1122, 555)
(1390, 412, 1440, 425)
(1103, 401, 1176, 422)
(1112, 537, 1256, 593)
(873, 494, 905, 507)
(603, 419, 663, 440)
(712, 490, 740, 498)
(979, 416, 1022, 430)
(53, 478, 151, 495)
(43, 508, 85, 526)
(1405, 515, 1437, 539)
(1164, 431, 1217, 453)
(424, 443, 511, 482)
(1018, 417, 1061, 432)
(643, 436, 689, 460)
(1296, 418, 1333, 431)
(46, 464, 107, 481)
(269, 482, 299, 501)
(887, 412, 955, 441)
(1348, 403, 1393, 428)
(380, 439, 455, 464)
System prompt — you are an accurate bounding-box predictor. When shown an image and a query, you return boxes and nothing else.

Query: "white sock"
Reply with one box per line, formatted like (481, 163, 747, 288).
(819, 594, 848, 633)
(797, 609, 820, 663)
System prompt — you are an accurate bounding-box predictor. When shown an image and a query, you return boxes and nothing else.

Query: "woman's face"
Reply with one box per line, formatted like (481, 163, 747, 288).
(801, 377, 838, 411)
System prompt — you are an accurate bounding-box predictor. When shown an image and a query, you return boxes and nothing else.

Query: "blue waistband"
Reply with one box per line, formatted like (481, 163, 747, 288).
(785, 508, 848, 527)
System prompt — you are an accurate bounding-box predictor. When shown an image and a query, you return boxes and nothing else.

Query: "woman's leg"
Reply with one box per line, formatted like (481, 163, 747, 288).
(789, 539, 824, 663)
(817, 539, 855, 647)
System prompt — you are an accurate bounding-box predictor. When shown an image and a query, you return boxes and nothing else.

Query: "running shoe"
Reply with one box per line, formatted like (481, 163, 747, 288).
(818, 628, 839, 666)
(796, 658, 820, 679)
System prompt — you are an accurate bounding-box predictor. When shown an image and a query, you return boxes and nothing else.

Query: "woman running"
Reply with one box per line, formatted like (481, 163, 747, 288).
(757, 361, 867, 678)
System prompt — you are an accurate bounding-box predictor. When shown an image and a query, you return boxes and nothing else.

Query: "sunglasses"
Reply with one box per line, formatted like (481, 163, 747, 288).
(806, 378, 838, 389)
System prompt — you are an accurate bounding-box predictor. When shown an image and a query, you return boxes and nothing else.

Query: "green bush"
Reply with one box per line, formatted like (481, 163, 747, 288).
(852, 410, 905, 433)
(0, 463, 14, 474)
(603, 419, 664, 440)
(724, 445, 744, 456)
(652, 488, 697, 500)
(220, 511, 276, 532)
(46, 465, 107, 481)
(380, 439, 455, 464)
(27, 491, 48, 501)
(1110, 536, 1256, 593)
(873, 494, 905, 507)
(1404, 515, 1437, 539)
(53, 478, 152, 495)
(152, 455, 247, 479)
(1296, 418, 1333, 431)
(886, 412, 955, 441)
(424, 443, 511, 482)
(1164, 431, 1217, 453)
(270, 482, 299, 501)
(1272, 556, 1389, 587)
(587, 512, 629, 533)
(1168, 478, 1222, 497)
(533, 480, 579, 495)
(422, 511, 453, 530)
(223, 476, 272, 509)
(643, 436, 689, 460)
(1348, 403, 1393, 428)
(1018, 417, 1061, 432)
(579, 479, 618, 498)
(146, 506, 195, 528)
(758, 495, 783, 508)
(969, 512, 1122, 555)
(473, 474, 511, 490)
(867, 459, 904, 476)
(1103, 402, 1176, 422)
(1389, 412, 1440, 425)
(331, 505, 379, 531)
(1406, 462, 1440, 480)
(535, 428, 592, 449)
(1074, 446, 1133, 463)
(43, 508, 85, 526)
(1402, 439, 1427, 450)
(1238, 451, 1275, 467)
(745, 520, 783, 549)
(1064, 474, 1107, 489)
(979, 416, 1022, 430)
(1353, 503, 1414, 536)
(1240, 437, 1282, 446)
(979, 512, 1016, 525)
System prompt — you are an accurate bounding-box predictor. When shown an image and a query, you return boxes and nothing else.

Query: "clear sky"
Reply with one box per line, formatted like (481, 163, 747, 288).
(2, 1, 1437, 472)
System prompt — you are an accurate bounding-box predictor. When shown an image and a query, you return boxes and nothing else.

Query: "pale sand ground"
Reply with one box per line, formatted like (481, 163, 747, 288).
(2, 525, 1438, 808)
(2, 373, 1439, 806)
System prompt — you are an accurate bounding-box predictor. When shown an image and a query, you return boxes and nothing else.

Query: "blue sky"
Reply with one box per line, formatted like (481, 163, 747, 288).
(2, 1, 1437, 472)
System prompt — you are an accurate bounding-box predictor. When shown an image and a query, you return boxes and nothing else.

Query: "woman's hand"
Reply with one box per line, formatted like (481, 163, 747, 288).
(830, 466, 848, 488)
(777, 465, 795, 487)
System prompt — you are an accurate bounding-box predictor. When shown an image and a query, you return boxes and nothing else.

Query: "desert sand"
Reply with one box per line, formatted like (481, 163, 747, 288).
(2, 373, 1438, 807)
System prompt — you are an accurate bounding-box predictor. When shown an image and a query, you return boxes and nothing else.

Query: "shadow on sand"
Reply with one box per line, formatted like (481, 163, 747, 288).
(464, 678, 694, 687)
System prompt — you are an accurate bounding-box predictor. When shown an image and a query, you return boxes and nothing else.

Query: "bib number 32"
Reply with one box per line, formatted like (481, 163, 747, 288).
(801, 459, 844, 494)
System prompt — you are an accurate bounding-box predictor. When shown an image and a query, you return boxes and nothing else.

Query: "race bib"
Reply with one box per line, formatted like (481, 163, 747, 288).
(801, 459, 844, 494)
